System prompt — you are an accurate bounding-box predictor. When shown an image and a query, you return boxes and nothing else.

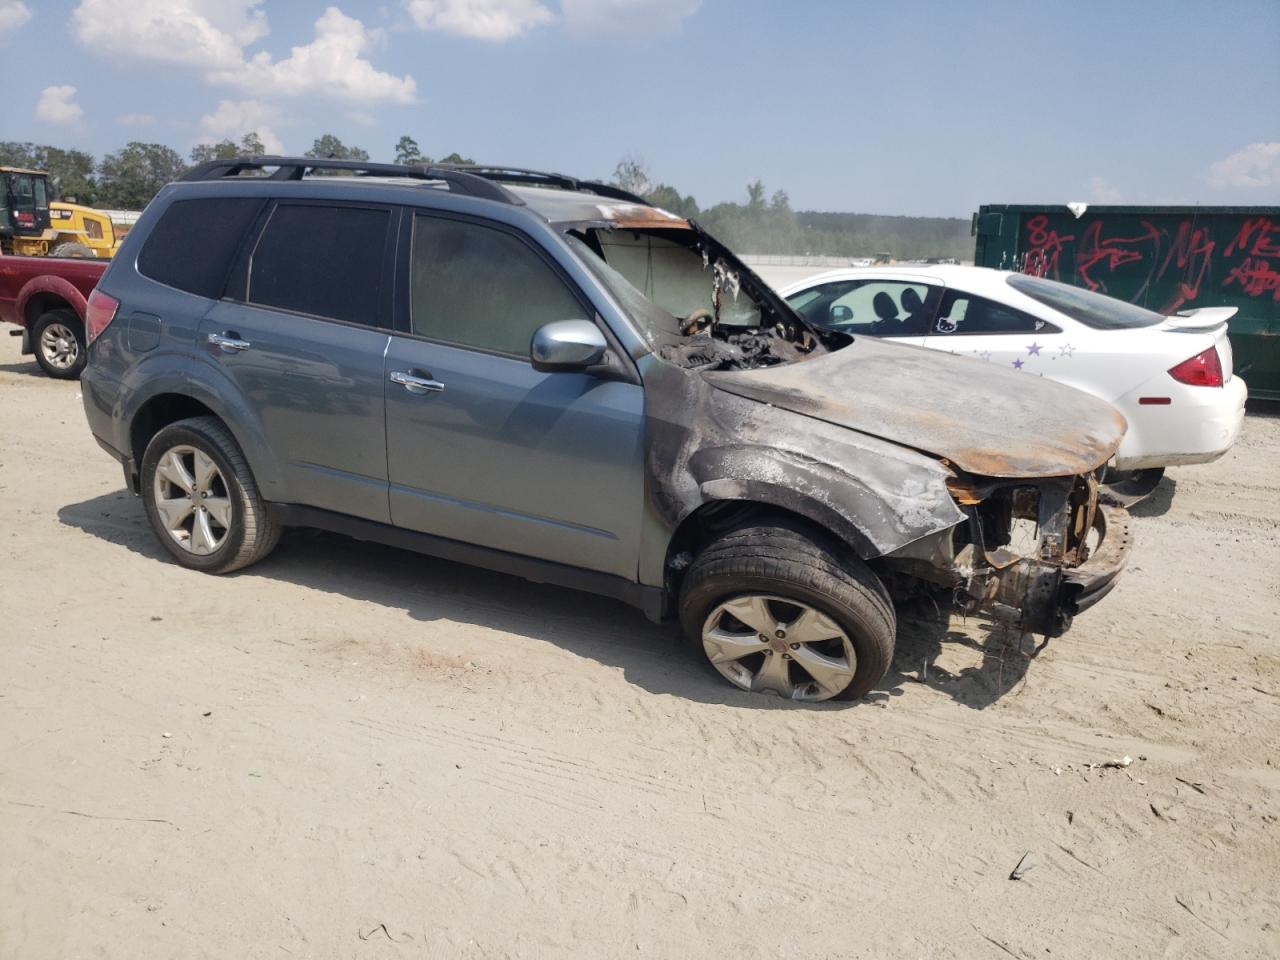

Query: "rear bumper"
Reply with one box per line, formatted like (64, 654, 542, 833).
(1115, 376, 1248, 470)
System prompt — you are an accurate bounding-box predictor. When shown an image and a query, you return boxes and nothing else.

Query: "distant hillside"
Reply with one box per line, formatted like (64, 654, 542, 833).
(794, 212, 973, 261)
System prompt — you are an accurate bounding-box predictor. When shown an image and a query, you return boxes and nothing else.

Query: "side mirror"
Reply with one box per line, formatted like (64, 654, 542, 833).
(530, 320, 608, 372)
(829, 304, 854, 323)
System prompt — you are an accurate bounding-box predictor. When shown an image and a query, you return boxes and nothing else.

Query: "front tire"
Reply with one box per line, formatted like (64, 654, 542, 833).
(678, 519, 896, 701)
(31, 309, 86, 379)
(140, 417, 280, 574)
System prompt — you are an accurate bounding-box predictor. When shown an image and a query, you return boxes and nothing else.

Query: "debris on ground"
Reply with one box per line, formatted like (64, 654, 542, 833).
(1009, 852, 1035, 880)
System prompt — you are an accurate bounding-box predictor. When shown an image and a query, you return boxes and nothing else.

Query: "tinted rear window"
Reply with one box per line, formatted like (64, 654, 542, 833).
(1006, 273, 1165, 329)
(138, 198, 264, 298)
(248, 204, 389, 326)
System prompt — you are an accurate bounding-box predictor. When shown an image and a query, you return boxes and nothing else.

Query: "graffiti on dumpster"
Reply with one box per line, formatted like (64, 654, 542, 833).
(1019, 213, 1280, 311)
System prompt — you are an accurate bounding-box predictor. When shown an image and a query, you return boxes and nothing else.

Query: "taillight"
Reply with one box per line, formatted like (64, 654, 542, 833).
(85, 289, 119, 345)
(1168, 346, 1223, 387)
(15, 211, 34, 227)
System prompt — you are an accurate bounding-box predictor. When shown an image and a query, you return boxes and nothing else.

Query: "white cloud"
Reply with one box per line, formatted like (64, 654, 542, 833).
(117, 112, 157, 127)
(0, 0, 31, 37)
(1086, 176, 1122, 204)
(197, 99, 285, 154)
(72, 1, 413, 105)
(405, 0, 553, 40)
(36, 85, 84, 125)
(214, 7, 415, 104)
(560, 0, 700, 37)
(72, 0, 267, 70)
(1207, 142, 1280, 190)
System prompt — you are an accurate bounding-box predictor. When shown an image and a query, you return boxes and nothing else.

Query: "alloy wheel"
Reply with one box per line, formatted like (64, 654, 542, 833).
(701, 594, 857, 701)
(39, 322, 80, 370)
(152, 445, 234, 555)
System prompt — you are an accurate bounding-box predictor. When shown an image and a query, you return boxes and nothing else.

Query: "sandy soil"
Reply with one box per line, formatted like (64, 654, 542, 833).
(1, 333, 1278, 959)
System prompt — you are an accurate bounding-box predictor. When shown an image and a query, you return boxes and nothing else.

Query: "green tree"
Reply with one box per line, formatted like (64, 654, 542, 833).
(305, 134, 369, 162)
(0, 142, 99, 205)
(95, 142, 185, 209)
(0, 141, 38, 167)
(189, 132, 267, 165)
(611, 155, 651, 196)
(40, 147, 98, 204)
(304, 135, 369, 176)
(437, 152, 474, 165)
(394, 135, 424, 164)
(644, 182, 699, 219)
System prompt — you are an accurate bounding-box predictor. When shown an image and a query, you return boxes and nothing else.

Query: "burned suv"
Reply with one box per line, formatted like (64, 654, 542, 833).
(80, 157, 1131, 702)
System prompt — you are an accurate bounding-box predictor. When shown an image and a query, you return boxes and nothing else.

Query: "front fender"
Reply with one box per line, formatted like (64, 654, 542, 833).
(638, 357, 966, 587)
(115, 352, 286, 500)
(683, 434, 965, 560)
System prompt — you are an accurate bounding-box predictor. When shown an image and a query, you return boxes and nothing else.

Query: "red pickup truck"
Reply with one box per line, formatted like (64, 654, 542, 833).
(0, 254, 107, 379)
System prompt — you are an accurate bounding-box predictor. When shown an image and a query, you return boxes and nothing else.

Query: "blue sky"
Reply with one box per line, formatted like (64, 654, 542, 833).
(2, 0, 1278, 216)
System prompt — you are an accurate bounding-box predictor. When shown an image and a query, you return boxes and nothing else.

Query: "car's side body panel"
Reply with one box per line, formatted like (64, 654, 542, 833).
(199, 299, 394, 523)
(385, 335, 647, 580)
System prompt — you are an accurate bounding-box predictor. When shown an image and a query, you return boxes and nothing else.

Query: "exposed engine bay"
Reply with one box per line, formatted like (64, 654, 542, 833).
(884, 470, 1130, 641)
(568, 224, 841, 371)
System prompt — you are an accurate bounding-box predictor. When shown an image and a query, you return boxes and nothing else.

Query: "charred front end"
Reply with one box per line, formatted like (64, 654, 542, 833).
(886, 469, 1132, 638)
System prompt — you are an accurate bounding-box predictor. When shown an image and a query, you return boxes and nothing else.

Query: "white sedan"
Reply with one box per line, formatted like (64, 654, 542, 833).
(778, 265, 1247, 476)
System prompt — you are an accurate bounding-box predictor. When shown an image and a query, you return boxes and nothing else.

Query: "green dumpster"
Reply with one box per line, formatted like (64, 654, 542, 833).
(973, 204, 1280, 400)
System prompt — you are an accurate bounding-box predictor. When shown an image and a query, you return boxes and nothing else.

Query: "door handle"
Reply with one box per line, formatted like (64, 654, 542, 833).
(208, 332, 251, 352)
(389, 370, 445, 394)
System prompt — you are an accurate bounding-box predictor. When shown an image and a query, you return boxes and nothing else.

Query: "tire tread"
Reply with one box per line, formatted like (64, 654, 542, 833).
(679, 518, 896, 700)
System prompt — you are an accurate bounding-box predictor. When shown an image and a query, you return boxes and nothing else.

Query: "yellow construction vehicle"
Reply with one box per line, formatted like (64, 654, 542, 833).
(0, 166, 121, 258)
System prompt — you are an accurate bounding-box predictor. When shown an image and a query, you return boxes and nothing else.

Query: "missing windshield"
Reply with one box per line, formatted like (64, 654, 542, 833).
(569, 226, 835, 372)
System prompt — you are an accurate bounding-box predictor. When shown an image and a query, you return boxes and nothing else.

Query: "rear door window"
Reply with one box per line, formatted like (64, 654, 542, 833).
(138, 198, 265, 298)
(931, 289, 1060, 336)
(248, 203, 391, 326)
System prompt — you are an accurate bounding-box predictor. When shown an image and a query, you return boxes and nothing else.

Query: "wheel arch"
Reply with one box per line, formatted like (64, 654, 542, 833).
(17, 275, 87, 328)
(119, 364, 284, 500)
(657, 490, 877, 598)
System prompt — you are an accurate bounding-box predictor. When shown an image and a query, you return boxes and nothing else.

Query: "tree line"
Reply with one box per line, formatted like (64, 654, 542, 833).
(0, 134, 473, 211)
(611, 157, 972, 261)
(1, 138, 971, 259)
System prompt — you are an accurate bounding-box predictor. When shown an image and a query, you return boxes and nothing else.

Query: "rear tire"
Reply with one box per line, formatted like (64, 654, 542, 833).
(31, 309, 86, 379)
(140, 416, 281, 574)
(679, 519, 896, 701)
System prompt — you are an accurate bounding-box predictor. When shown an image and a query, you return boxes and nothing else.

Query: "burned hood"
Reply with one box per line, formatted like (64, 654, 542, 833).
(702, 337, 1126, 478)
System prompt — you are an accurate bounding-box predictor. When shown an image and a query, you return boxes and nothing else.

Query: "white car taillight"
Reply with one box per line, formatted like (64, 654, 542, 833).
(1167, 346, 1223, 387)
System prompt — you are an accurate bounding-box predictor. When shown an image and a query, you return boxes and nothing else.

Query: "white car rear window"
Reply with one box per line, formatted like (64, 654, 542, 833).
(1006, 273, 1165, 329)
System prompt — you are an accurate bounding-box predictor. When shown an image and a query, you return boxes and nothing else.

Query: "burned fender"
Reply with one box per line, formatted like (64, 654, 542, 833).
(639, 356, 965, 581)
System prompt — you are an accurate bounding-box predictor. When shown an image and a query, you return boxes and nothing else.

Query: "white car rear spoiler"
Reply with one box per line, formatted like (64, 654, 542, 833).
(1168, 306, 1237, 330)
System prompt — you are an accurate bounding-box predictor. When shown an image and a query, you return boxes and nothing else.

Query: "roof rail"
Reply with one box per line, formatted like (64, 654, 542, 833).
(179, 156, 523, 205)
(433, 164, 651, 205)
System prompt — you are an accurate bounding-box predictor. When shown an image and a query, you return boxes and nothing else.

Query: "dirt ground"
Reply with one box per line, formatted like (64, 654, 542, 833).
(1, 332, 1278, 960)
